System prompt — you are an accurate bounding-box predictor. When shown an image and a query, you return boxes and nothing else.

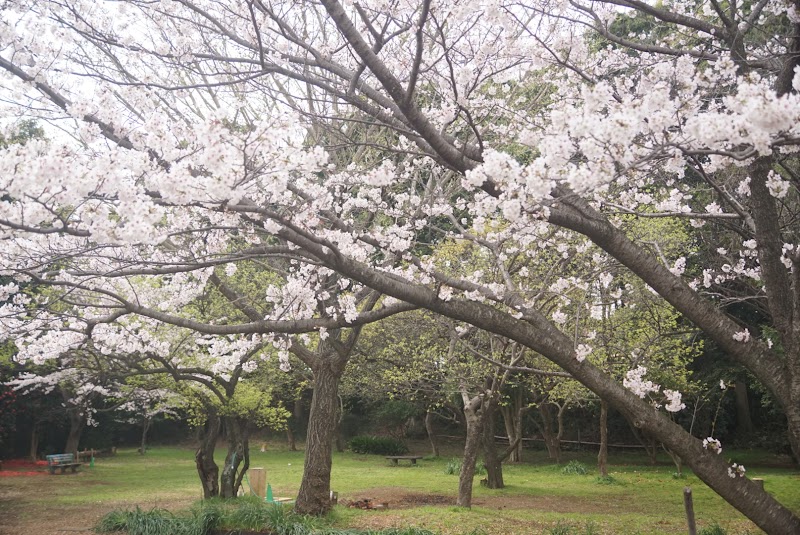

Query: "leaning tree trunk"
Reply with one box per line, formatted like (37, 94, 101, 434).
(481, 398, 504, 489)
(598, 401, 609, 478)
(424, 411, 440, 457)
(196, 413, 221, 499)
(457, 398, 484, 508)
(220, 416, 250, 499)
(294, 359, 344, 515)
(64, 408, 85, 458)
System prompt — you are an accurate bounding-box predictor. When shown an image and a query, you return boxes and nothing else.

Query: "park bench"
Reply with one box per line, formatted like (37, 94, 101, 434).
(46, 453, 82, 475)
(385, 455, 423, 465)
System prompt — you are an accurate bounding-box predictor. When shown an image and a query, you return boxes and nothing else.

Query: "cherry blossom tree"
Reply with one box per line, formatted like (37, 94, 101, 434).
(1, 0, 800, 531)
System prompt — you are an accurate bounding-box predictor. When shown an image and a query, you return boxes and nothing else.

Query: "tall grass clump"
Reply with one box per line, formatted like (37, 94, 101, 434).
(94, 506, 217, 535)
(560, 460, 588, 476)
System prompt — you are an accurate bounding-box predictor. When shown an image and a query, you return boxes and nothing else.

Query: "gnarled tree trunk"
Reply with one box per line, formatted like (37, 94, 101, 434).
(457, 397, 483, 508)
(220, 416, 250, 498)
(196, 413, 221, 499)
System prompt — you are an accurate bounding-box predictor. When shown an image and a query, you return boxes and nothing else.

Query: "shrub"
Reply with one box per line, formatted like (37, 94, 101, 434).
(699, 524, 727, 535)
(561, 460, 588, 475)
(348, 435, 408, 455)
(594, 475, 618, 485)
(443, 458, 486, 476)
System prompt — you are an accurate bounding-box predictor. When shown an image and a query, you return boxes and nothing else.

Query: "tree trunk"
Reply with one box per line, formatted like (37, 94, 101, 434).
(598, 401, 608, 478)
(457, 403, 483, 508)
(220, 416, 250, 499)
(501, 390, 525, 463)
(424, 411, 440, 457)
(481, 398, 504, 489)
(294, 359, 344, 515)
(538, 403, 561, 464)
(734, 381, 754, 435)
(64, 408, 84, 457)
(140, 416, 151, 455)
(286, 425, 296, 452)
(195, 413, 221, 499)
(29, 424, 39, 461)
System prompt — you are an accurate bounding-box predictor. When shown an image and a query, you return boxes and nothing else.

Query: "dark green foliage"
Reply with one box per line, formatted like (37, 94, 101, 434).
(348, 435, 408, 456)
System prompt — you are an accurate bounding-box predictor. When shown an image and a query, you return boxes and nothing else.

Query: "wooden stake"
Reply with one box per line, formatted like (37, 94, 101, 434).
(683, 487, 697, 535)
(249, 467, 267, 499)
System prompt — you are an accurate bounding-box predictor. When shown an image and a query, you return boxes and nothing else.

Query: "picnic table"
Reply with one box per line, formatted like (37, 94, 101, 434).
(46, 453, 82, 475)
(385, 455, 423, 465)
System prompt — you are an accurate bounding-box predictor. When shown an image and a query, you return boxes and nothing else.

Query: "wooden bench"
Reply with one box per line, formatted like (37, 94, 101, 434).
(46, 453, 82, 475)
(385, 455, 423, 465)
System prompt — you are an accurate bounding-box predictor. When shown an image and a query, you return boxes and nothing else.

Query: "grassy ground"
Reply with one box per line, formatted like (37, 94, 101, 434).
(0, 442, 798, 534)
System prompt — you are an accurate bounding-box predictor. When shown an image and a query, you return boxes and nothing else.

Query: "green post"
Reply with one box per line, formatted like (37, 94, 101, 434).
(90, 456, 95, 468)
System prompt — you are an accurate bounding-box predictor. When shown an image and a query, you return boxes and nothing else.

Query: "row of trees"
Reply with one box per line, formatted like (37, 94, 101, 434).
(1, 0, 799, 532)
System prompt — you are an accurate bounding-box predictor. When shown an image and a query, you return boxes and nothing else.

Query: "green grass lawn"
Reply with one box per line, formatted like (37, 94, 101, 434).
(2, 443, 798, 534)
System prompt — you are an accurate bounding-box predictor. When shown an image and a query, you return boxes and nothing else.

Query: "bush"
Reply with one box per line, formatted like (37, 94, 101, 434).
(348, 435, 408, 455)
(443, 458, 486, 476)
(698, 524, 727, 535)
(561, 460, 588, 475)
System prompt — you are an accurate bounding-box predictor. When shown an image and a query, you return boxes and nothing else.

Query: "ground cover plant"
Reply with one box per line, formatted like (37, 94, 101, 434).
(1, 444, 798, 535)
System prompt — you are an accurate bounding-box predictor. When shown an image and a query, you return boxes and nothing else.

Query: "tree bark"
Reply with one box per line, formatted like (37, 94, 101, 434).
(220, 416, 250, 499)
(501, 390, 525, 463)
(425, 411, 440, 457)
(481, 398, 504, 489)
(734, 381, 754, 435)
(538, 403, 562, 464)
(195, 413, 221, 499)
(29, 424, 39, 461)
(140, 416, 151, 455)
(286, 425, 296, 452)
(294, 359, 344, 515)
(457, 400, 483, 508)
(64, 408, 84, 458)
(598, 401, 608, 478)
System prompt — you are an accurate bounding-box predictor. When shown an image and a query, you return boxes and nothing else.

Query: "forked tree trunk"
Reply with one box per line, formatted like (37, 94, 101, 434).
(425, 411, 440, 457)
(457, 403, 483, 508)
(64, 408, 85, 457)
(220, 416, 250, 498)
(501, 390, 525, 463)
(538, 403, 562, 464)
(481, 399, 504, 489)
(196, 413, 221, 499)
(294, 359, 344, 515)
(598, 401, 608, 477)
